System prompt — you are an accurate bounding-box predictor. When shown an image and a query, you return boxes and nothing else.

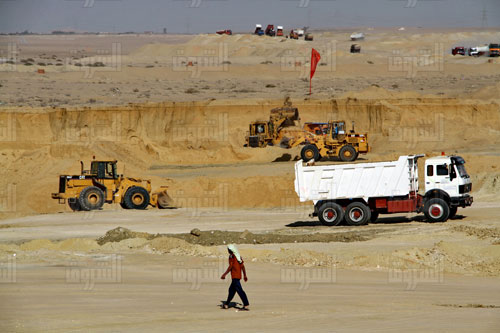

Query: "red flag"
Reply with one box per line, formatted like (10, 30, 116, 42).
(309, 48, 321, 95)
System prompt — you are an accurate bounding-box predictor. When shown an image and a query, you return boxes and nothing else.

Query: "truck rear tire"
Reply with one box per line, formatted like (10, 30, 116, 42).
(424, 198, 450, 222)
(345, 202, 371, 226)
(123, 187, 150, 210)
(78, 186, 105, 211)
(318, 202, 344, 226)
(301, 144, 320, 162)
(339, 145, 357, 162)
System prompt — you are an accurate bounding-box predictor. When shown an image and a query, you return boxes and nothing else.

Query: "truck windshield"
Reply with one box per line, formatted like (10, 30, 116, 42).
(452, 156, 469, 178)
(456, 164, 468, 178)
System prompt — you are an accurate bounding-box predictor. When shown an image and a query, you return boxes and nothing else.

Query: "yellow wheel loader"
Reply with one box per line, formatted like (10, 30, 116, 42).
(298, 121, 369, 162)
(52, 160, 173, 211)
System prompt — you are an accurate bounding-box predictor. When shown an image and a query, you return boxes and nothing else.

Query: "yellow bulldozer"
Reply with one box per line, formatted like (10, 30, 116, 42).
(245, 106, 313, 148)
(52, 160, 173, 211)
(299, 121, 369, 162)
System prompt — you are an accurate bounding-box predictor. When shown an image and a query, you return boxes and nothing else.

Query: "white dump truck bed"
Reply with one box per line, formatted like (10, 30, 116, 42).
(294, 155, 423, 202)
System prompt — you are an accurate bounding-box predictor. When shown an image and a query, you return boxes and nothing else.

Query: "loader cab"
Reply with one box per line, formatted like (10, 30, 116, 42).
(249, 121, 270, 137)
(90, 160, 118, 179)
(424, 156, 471, 197)
(329, 121, 346, 140)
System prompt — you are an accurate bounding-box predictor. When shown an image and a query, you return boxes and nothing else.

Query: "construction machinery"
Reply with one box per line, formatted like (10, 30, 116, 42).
(52, 159, 174, 211)
(295, 154, 472, 226)
(276, 26, 284, 37)
(299, 121, 369, 162)
(305, 33, 314, 41)
(254, 24, 264, 36)
(265, 25, 276, 37)
(245, 106, 303, 148)
(350, 44, 361, 53)
(289, 30, 299, 40)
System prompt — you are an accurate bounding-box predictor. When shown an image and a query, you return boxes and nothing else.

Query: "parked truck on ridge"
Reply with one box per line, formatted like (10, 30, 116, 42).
(295, 154, 473, 226)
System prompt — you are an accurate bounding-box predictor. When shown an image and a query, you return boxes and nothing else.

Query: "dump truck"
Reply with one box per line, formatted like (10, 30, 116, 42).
(52, 159, 173, 211)
(299, 121, 369, 162)
(276, 26, 284, 36)
(350, 44, 361, 53)
(254, 24, 264, 36)
(295, 154, 473, 226)
(305, 33, 314, 41)
(265, 25, 276, 37)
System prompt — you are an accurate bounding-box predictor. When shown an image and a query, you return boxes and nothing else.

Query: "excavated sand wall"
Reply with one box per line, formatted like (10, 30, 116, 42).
(0, 97, 499, 217)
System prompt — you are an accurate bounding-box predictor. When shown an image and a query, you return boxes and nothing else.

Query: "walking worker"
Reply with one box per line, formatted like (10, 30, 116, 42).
(221, 244, 249, 310)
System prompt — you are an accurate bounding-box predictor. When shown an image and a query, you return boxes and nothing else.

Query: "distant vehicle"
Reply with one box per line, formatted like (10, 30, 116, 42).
(350, 44, 361, 53)
(451, 47, 465, 56)
(470, 45, 489, 57)
(216, 29, 232, 35)
(289, 29, 299, 40)
(265, 25, 276, 37)
(305, 33, 314, 41)
(489, 43, 500, 57)
(254, 24, 264, 36)
(276, 26, 284, 37)
(296, 29, 305, 37)
(295, 154, 473, 226)
(350, 32, 365, 41)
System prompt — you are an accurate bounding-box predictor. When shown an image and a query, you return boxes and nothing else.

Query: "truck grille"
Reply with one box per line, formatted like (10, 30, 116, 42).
(59, 176, 66, 193)
(459, 183, 471, 194)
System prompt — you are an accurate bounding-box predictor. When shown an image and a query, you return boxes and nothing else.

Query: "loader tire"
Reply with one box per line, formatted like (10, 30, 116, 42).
(424, 198, 450, 222)
(318, 202, 344, 226)
(123, 187, 150, 210)
(345, 202, 371, 226)
(339, 145, 357, 162)
(301, 144, 320, 162)
(78, 186, 105, 211)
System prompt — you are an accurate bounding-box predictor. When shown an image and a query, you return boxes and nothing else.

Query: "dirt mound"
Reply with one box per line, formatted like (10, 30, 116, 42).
(167, 229, 371, 246)
(96, 227, 156, 245)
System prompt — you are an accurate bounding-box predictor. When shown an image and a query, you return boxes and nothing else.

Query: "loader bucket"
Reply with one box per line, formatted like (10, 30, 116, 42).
(152, 187, 175, 209)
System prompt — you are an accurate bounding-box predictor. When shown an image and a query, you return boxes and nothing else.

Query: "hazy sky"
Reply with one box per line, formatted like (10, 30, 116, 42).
(0, 0, 499, 33)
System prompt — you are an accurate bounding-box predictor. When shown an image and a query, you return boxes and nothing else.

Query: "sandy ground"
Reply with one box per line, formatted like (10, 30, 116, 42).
(1, 204, 500, 332)
(1, 28, 500, 331)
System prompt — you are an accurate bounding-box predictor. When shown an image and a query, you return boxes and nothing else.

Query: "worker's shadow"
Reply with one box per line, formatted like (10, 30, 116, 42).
(219, 301, 242, 309)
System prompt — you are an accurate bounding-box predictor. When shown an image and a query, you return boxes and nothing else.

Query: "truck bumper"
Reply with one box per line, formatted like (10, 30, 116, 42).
(451, 195, 473, 208)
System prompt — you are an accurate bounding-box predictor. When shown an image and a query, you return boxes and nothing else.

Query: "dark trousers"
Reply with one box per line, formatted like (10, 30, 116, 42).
(226, 278, 249, 306)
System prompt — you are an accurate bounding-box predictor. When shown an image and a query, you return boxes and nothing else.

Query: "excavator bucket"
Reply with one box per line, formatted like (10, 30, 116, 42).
(151, 187, 175, 209)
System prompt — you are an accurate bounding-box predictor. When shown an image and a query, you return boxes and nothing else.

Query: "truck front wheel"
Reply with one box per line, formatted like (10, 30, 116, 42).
(318, 202, 344, 226)
(345, 202, 371, 226)
(424, 198, 450, 222)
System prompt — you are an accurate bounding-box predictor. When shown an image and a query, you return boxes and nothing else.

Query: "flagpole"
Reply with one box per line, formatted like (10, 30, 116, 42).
(309, 77, 312, 95)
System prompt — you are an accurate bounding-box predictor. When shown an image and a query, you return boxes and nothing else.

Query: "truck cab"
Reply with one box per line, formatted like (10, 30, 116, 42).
(424, 155, 472, 208)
